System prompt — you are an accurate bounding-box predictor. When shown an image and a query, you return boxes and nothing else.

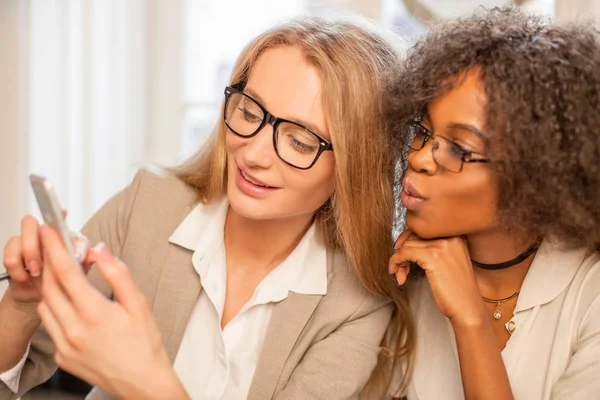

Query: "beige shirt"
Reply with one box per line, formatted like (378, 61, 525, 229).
(170, 198, 328, 399)
(397, 241, 600, 400)
(0, 169, 393, 400)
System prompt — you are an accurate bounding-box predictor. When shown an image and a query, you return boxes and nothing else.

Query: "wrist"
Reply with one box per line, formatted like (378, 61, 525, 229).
(150, 366, 188, 400)
(0, 292, 40, 373)
(120, 363, 188, 400)
(449, 303, 489, 331)
(3, 292, 41, 324)
(2, 291, 41, 325)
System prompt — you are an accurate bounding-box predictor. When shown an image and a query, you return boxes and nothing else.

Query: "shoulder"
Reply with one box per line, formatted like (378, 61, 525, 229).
(129, 167, 198, 207)
(81, 167, 199, 244)
(562, 250, 600, 311)
(116, 167, 200, 246)
(572, 252, 600, 328)
(576, 251, 600, 293)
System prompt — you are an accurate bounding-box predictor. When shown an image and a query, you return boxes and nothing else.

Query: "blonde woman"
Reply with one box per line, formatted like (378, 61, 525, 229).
(0, 17, 414, 400)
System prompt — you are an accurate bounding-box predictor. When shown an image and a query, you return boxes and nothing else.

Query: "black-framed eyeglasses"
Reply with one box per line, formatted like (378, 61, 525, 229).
(223, 84, 333, 170)
(407, 122, 491, 173)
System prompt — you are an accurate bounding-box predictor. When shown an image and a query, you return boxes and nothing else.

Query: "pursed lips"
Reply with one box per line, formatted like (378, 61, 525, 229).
(401, 177, 427, 210)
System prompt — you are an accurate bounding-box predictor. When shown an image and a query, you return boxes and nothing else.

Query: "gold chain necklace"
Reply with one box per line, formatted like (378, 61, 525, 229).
(482, 290, 520, 320)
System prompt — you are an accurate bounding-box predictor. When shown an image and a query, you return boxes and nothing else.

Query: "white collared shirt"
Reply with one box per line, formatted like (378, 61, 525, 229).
(170, 197, 328, 400)
(0, 197, 329, 398)
(400, 241, 600, 400)
(0, 342, 30, 392)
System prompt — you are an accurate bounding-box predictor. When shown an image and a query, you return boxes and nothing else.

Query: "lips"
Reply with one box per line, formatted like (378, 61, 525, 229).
(402, 179, 425, 200)
(235, 166, 279, 198)
(400, 178, 426, 210)
(240, 168, 272, 188)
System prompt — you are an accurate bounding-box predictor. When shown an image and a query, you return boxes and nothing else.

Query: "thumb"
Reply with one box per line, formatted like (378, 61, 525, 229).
(93, 243, 147, 316)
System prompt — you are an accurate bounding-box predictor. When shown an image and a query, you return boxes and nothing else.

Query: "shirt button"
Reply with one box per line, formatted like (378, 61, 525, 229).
(506, 320, 516, 335)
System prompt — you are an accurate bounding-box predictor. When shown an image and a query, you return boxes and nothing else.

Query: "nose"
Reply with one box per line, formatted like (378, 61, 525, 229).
(241, 123, 276, 169)
(408, 138, 438, 175)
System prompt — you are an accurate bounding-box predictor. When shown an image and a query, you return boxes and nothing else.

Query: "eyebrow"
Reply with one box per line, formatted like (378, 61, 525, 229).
(446, 123, 487, 143)
(244, 87, 327, 137)
(420, 106, 488, 145)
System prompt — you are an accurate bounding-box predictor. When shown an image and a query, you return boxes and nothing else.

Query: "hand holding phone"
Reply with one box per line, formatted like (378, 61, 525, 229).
(0, 175, 86, 283)
(29, 174, 83, 271)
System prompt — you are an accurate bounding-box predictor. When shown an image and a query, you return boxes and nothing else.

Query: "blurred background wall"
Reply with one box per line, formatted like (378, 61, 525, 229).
(0, 0, 595, 398)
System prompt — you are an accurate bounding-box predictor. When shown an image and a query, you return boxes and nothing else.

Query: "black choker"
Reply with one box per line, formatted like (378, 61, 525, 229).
(471, 240, 541, 270)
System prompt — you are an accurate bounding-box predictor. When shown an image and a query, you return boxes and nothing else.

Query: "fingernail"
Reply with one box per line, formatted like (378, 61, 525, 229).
(92, 242, 108, 260)
(29, 260, 41, 277)
(91, 242, 106, 253)
(93, 242, 115, 264)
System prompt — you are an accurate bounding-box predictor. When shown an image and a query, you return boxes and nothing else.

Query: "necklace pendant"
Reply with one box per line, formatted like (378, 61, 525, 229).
(493, 303, 502, 320)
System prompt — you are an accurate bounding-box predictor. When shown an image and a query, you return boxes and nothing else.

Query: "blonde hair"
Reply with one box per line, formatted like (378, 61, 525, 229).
(173, 16, 414, 397)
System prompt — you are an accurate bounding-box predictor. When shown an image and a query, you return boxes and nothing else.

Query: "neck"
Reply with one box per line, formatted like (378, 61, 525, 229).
(466, 229, 538, 298)
(224, 206, 314, 273)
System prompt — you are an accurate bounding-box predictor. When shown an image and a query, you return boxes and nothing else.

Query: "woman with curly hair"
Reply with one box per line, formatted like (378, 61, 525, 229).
(385, 7, 600, 400)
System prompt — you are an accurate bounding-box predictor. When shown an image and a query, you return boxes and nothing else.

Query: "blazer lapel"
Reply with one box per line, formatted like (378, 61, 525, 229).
(247, 291, 323, 400)
(151, 224, 202, 362)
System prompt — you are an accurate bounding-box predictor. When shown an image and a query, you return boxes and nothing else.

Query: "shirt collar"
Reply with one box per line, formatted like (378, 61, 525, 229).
(168, 197, 328, 298)
(515, 240, 588, 313)
(256, 222, 328, 300)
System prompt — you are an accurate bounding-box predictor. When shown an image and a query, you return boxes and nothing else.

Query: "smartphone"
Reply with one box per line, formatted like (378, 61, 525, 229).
(30, 174, 82, 271)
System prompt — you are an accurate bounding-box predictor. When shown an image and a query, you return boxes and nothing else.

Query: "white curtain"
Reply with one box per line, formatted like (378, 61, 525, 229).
(0, 1, 30, 295)
(1, 0, 182, 296)
(30, 0, 140, 230)
(0, 0, 29, 295)
(27, 0, 182, 231)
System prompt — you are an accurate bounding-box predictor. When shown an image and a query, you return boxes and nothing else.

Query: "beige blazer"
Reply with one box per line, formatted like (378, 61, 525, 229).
(0, 169, 393, 400)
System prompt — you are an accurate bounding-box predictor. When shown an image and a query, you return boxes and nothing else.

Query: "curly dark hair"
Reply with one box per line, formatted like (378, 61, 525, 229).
(387, 6, 600, 252)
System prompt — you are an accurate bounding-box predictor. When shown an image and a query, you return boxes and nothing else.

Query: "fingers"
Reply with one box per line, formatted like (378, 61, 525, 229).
(94, 244, 148, 316)
(37, 298, 99, 389)
(393, 230, 413, 250)
(41, 264, 83, 343)
(3, 236, 30, 283)
(389, 251, 404, 275)
(390, 230, 418, 285)
(389, 250, 418, 276)
(392, 245, 428, 271)
(390, 232, 429, 274)
(37, 300, 70, 358)
(39, 226, 104, 314)
(389, 240, 431, 286)
(391, 260, 411, 286)
(21, 216, 43, 277)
